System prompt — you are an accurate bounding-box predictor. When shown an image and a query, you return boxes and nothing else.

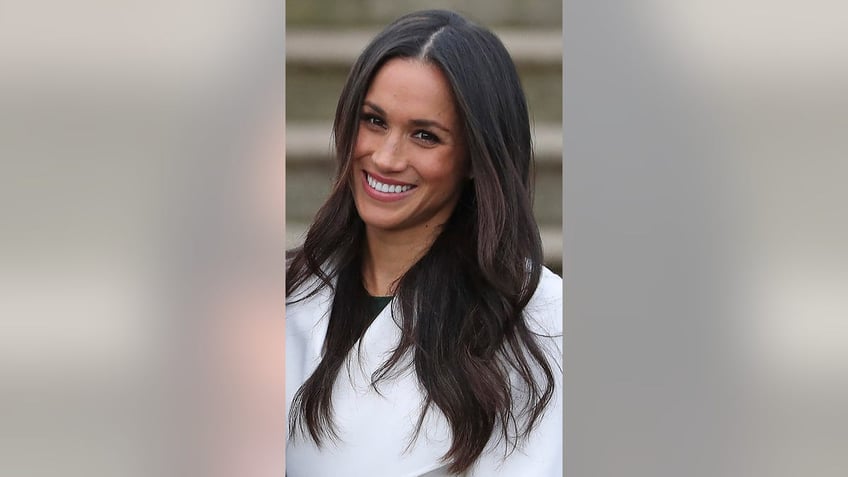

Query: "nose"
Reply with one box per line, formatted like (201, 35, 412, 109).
(370, 132, 407, 172)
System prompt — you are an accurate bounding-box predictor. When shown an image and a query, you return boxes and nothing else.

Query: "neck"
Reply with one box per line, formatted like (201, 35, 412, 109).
(362, 224, 441, 296)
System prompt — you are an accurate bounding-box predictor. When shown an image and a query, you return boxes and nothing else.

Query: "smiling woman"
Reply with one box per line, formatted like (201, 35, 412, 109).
(353, 59, 469, 294)
(285, 10, 562, 477)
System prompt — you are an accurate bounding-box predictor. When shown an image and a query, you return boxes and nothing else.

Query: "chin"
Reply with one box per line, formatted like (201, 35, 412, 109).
(354, 202, 396, 230)
(359, 214, 403, 232)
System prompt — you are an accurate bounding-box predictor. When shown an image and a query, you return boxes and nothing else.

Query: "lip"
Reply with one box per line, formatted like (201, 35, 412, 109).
(360, 171, 416, 202)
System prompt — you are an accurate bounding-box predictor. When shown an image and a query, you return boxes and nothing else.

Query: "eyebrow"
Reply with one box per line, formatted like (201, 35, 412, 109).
(362, 101, 453, 134)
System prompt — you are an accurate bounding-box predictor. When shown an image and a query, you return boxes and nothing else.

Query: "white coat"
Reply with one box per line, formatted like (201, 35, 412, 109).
(285, 267, 563, 476)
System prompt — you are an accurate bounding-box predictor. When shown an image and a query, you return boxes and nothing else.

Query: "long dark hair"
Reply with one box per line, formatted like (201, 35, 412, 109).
(287, 9, 555, 474)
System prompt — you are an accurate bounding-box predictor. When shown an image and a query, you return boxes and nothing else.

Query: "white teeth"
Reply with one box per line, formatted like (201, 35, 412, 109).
(366, 173, 412, 194)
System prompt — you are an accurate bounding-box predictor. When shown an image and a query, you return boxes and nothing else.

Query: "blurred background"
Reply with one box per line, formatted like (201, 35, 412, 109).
(285, 0, 563, 274)
(566, 2, 848, 476)
(0, 1, 283, 476)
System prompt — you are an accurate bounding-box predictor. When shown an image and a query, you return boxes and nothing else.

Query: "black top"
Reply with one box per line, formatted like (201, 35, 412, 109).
(368, 295, 393, 319)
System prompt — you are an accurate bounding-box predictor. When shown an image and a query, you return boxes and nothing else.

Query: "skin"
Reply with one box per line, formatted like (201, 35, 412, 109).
(350, 58, 469, 296)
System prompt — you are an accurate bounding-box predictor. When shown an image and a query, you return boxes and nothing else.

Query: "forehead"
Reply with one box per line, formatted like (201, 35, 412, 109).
(364, 58, 458, 121)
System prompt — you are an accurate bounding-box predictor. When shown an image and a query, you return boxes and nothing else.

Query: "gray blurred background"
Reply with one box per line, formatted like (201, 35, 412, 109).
(285, 0, 563, 273)
(566, 2, 848, 476)
(1, 1, 284, 475)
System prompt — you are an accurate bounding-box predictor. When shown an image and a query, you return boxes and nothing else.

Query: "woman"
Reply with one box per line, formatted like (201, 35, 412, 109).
(286, 10, 562, 476)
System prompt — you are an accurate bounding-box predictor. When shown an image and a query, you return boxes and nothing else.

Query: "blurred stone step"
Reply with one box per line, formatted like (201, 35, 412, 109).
(286, 29, 562, 67)
(285, 168, 562, 225)
(287, 1, 562, 29)
(286, 64, 561, 123)
(285, 121, 562, 225)
(285, 222, 562, 268)
(286, 29, 562, 123)
(285, 122, 562, 164)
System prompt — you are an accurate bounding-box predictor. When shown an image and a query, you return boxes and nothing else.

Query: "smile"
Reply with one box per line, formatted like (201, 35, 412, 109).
(365, 172, 415, 194)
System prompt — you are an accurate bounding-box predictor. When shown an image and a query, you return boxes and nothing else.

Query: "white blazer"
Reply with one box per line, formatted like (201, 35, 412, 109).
(286, 267, 563, 476)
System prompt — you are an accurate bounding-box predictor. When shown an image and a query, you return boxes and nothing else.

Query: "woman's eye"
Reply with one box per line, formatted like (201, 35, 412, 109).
(412, 130, 440, 144)
(362, 114, 385, 128)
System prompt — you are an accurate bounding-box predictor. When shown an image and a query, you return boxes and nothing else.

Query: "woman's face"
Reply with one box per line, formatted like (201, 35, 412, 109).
(351, 57, 468, 237)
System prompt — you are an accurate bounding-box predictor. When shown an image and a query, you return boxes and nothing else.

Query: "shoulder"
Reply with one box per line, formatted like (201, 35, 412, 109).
(470, 266, 563, 475)
(286, 254, 337, 305)
(523, 266, 563, 335)
(287, 273, 334, 316)
(286, 270, 336, 346)
(533, 266, 562, 303)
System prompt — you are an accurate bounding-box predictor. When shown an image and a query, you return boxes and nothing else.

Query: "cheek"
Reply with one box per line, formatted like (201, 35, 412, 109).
(418, 156, 465, 189)
(352, 128, 374, 158)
